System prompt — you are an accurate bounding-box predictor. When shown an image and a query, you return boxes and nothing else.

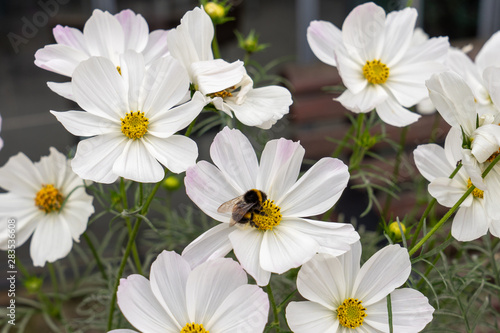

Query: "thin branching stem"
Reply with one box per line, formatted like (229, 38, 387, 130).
(82, 232, 108, 281)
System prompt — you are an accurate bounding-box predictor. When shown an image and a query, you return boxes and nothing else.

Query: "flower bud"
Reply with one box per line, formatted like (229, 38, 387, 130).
(162, 175, 181, 191)
(389, 221, 406, 241)
(24, 276, 43, 294)
(204, 2, 226, 20)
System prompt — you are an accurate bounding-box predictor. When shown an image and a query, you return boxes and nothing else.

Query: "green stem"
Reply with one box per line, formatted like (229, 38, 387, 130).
(83, 232, 108, 281)
(212, 25, 221, 59)
(332, 123, 354, 158)
(266, 283, 280, 331)
(185, 118, 197, 137)
(120, 178, 143, 275)
(349, 113, 366, 171)
(48, 263, 58, 294)
(107, 179, 163, 331)
(387, 294, 393, 333)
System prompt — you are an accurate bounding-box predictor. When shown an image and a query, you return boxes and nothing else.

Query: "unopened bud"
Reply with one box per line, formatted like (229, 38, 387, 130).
(205, 2, 225, 20)
(389, 221, 406, 241)
(163, 175, 181, 191)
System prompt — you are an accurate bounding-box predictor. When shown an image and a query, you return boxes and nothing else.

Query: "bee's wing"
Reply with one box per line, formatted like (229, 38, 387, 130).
(217, 195, 244, 213)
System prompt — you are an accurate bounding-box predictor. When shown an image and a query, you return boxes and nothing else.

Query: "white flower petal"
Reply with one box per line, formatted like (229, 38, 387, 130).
(397, 36, 449, 67)
(149, 251, 191, 327)
(447, 48, 486, 104)
(451, 203, 489, 242)
(117, 275, 179, 333)
(0, 152, 43, 195)
(375, 97, 421, 127)
(72, 134, 126, 183)
(296, 253, 346, 309)
(382, 8, 417, 66)
(186, 258, 247, 324)
(113, 139, 165, 183)
(34, 44, 89, 77)
(229, 228, 270, 286)
(59, 192, 94, 241)
(108, 330, 138, 333)
(286, 301, 339, 333)
(471, 124, 500, 163)
(30, 213, 73, 266)
(207, 284, 269, 333)
(52, 25, 87, 52)
(475, 30, 500, 74)
(210, 127, 259, 193)
(334, 48, 367, 94)
(336, 84, 388, 114)
(36, 147, 68, 186)
(307, 20, 342, 67)
(115, 9, 149, 52)
(413, 144, 454, 182)
(47, 81, 75, 100)
(143, 30, 169, 64)
(51, 110, 119, 137)
(0, 194, 40, 250)
(482, 66, 500, 107)
(143, 135, 197, 175)
(364, 288, 434, 333)
(257, 138, 304, 200)
(352, 245, 411, 306)
(119, 50, 145, 111)
(485, 167, 500, 220)
(83, 9, 124, 63)
(428, 177, 471, 208)
(338, 241, 362, 293)
(182, 223, 234, 268)
(260, 223, 319, 274)
(191, 59, 245, 95)
(279, 157, 349, 217)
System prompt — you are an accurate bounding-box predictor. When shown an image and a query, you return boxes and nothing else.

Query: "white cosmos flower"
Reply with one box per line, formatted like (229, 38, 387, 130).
(115, 250, 269, 333)
(51, 52, 206, 184)
(307, 2, 449, 127)
(182, 127, 359, 286)
(167, 7, 292, 129)
(414, 129, 500, 240)
(0, 148, 94, 266)
(0, 113, 3, 151)
(34, 9, 169, 100)
(286, 242, 434, 333)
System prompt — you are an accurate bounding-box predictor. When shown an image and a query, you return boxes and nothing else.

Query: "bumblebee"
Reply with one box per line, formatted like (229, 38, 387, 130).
(217, 189, 267, 227)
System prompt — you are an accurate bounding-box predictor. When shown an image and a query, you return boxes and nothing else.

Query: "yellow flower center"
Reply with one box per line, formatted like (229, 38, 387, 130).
(121, 111, 149, 139)
(180, 322, 209, 333)
(253, 199, 282, 231)
(34, 184, 64, 213)
(363, 59, 390, 84)
(487, 148, 500, 162)
(467, 178, 484, 198)
(209, 86, 235, 99)
(337, 298, 367, 328)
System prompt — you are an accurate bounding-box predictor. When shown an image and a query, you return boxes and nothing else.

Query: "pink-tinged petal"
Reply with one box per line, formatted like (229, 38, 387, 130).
(119, 51, 145, 112)
(279, 157, 349, 217)
(191, 59, 245, 95)
(0, 152, 43, 195)
(256, 138, 304, 200)
(334, 47, 367, 94)
(147, 92, 206, 138)
(227, 85, 292, 129)
(59, 192, 94, 241)
(149, 251, 191, 327)
(382, 8, 417, 66)
(143, 30, 169, 65)
(114, 9, 149, 52)
(451, 203, 489, 242)
(186, 258, 247, 324)
(207, 284, 269, 333)
(72, 57, 128, 121)
(342, 2, 385, 62)
(229, 228, 271, 286)
(413, 144, 454, 182)
(182, 224, 234, 268)
(47, 82, 74, 100)
(475, 30, 500, 74)
(113, 139, 164, 183)
(260, 224, 319, 274)
(365, 288, 434, 332)
(30, 213, 73, 266)
(307, 20, 342, 67)
(352, 244, 411, 306)
(426, 72, 476, 134)
(375, 97, 421, 127)
(210, 127, 259, 193)
(72, 133, 127, 183)
(53, 25, 88, 52)
(0, 194, 40, 250)
(485, 167, 500, 220)
(34, 44, 89, 77)
(143, 135, 197, 175)
(296, 253, 346, 309)
(428, 177, 472, 208)
(335, 84, 388, 114)
(83, 9, 124, 63)
(117, 275, 180, 333)
(185, 161, 241, 222)
(51, 110, 119, 137)
(286, 301, 339, 333)
(140, 56, 191, 119)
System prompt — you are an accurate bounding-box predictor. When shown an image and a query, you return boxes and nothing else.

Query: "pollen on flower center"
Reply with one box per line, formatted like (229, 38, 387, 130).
(487, 148, 500, 162)
(209, 86, 236, 99)
(121, 111, 149, 139)
(363, 59, 390, 84)
(35, 184, 64, 213)
(180, 322, 209, 333)
(116, 66, 122, 75)
(467, 178, 484, 198)
(337, 298, 367, 328)
(253, 199, 282, 231)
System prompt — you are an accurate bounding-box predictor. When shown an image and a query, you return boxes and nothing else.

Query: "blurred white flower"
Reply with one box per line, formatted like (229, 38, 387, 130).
(0, 148, 94, 266)
(286, 242, 434, 332)
(51, 52, 205, 183)
(115, 251, 269, 333)
(35, 9, 169, 100)
(167, 7, 292, 129)
(182, 127, 359, 286)
(307, 2, 449, 127)
(0, 113, 3, 151)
